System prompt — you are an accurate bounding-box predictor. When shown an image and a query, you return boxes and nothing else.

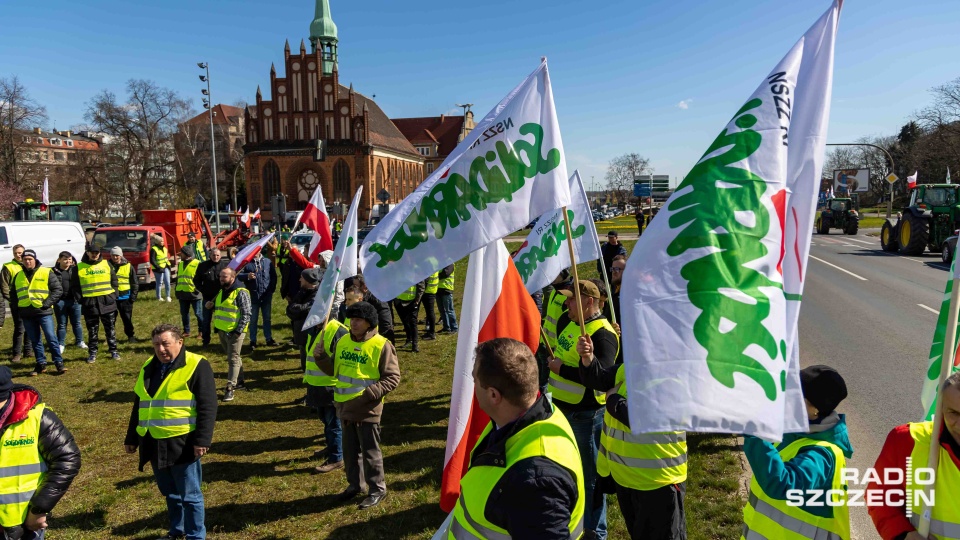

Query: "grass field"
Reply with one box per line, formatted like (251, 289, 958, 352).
(2, 245, 745, 539)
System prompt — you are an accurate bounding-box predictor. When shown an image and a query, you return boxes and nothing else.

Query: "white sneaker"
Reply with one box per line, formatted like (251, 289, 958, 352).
(78, 341, 88, 350)
(59, 345, 65, 354)
(166, 297, 172, 302)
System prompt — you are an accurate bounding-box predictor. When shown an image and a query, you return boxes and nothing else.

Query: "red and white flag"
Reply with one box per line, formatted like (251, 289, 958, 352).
(302, 186, 333, 252)
(252, 208, 261, 220)
(907, 171, 918, 190)
(41, 177, 49, 206)
(228, 232, 275, 272)
(439, 239, 541, 512)
(240, 207, 250, 226)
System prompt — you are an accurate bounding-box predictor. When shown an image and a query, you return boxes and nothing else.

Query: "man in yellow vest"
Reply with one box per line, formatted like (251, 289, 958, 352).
(436, 264, 458, 334)
(1, 244, 33, 364)
(393, 280, 424, 353)
(71, 242, 120, 363)
(315, 301, 400, 509)
(421, 271, 440, 341)
(124, 323, 217, 540)
(108, 246, 139, 342)
(15, 250, 66, 377)
(0, 365, 81, 539)
(869, 371, 960, 540)
(446, 337, 585, 539)
(206, 268, 251, 403)
(184, 232, 207, 264)
(150, 235, 172, 302)
(175, 246, 203, 339)
(546, 280, 619, 540)
(742, 365, 852, 540)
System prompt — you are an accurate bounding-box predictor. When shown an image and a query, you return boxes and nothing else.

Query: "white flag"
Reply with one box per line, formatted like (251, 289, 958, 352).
(42, 177, 49, 205)
(513, 170, 600, 294)
(303, 187, 363, 330)
(621, 0, 841, 440)
(359, 58, 571, 300)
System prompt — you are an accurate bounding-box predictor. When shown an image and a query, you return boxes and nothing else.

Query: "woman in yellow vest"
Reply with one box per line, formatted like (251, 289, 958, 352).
(150, 235, 172, 302)
(742, 365, 853, 540)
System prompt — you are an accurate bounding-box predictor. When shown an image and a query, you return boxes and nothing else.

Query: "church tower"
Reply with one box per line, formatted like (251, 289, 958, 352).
(310, 0, 338, 75)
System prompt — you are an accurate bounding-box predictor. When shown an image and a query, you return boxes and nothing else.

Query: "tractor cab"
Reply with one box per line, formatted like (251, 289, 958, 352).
(881, 184, 960, 255)
(816, 197, 859, 235)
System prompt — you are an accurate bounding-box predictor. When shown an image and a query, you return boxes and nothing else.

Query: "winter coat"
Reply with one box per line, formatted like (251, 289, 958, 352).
(597, 241, 627, 276)
(71, 254, 119, 315)
(0, 385, 81, 514)
(15, 263, 63, 319)
(239, 255, 275, 303)
(286, 285, 318, 337)
(53, 265, 78, 303)
(196, 259, 230, 303)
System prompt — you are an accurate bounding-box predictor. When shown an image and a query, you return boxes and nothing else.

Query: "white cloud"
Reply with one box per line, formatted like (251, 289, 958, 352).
(677, 99, 693, 110)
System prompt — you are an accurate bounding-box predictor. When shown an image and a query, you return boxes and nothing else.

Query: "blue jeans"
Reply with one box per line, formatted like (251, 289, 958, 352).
(563, 407, 607, 540)
(320, 404, 342, 462)
(437, 290, 458, 331)
(200, 305, 214, 344)
(23, 314, 62, 368)
(179, 298, 203, 334)
(156, 268, 171, 299)
(152, 458, 206, 540)
(249, 296, 273, 344)
(55, 299, 84, 345)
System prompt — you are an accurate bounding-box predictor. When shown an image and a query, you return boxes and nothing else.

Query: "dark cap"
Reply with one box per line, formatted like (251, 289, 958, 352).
(180, 245, 195, 258)
(0, 366, 13, 403)
(85, 241, 104, 253)
(558, 280, 602, 300)
(22, 249, 37, 260)
(607, 231, 618, 237)
(301, 267, 321, 284)
(187, 231, 197, 238)
(345, 301, 378, 329)
(800, 365, 848, 418)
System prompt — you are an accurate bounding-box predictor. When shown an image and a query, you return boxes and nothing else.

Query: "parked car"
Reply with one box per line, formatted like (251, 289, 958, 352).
(290, 232, 312, 254)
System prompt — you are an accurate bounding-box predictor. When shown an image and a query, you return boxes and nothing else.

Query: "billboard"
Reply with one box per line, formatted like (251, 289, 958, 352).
(833, 168, 870, 195)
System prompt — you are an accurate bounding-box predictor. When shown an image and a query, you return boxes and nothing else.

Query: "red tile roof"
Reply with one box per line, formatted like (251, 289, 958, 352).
(392, 115, 466, 157)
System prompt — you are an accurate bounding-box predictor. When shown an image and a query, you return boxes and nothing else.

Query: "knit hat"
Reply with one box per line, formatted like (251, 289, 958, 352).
(85, 241, 103, 253)
(110, 246, 123, 256)
(0, 366, 13, 403)
(346, 301, 378, 329)
(301, 267, 321, 284)
(800, 365, 848, 418)
(181, 245, 195, 258)
(22, 249, 37, 260)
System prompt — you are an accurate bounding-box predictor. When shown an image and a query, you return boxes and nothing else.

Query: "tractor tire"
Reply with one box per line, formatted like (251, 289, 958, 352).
(898, 212, 929, 256)
(943, 243, 954, 265)
(881, 220, 900, 252)
(845, 219, 859, 235)
(818, 218, 831, 235)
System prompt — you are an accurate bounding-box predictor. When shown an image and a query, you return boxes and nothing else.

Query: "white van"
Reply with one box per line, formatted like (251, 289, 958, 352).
(0, 222, 87, 266)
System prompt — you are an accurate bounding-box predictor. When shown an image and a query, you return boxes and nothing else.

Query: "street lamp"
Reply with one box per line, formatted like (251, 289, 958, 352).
(826, 143, 897, 219)
(232, 162, 242, 213)
(197, 62, 221, 232)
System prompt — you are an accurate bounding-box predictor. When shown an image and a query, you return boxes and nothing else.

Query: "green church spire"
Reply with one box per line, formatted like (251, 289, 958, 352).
(310, 0, 338, 74)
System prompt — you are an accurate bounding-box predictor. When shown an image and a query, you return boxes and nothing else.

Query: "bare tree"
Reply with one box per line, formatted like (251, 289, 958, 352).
(605, 153, 652, 208)
(83, 79, 192, 217)
(0, 76, 48, 187)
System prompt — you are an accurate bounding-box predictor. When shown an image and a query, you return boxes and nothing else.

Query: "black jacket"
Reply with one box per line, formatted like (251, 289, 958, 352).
(553, 312, 619, 413)
(15, 264, 63, 319)
(196, 259, 230, 302)
(0, 385, 81, 515)
(71, 254, 118, 315)
(364, 292, 394, 335)
(597, 242, 627, 276)
(286, 285, 318, 331)
(580, 355, 630, 427)
(124, 347, 218, 471)
(53, 265, 77, 303)
(470, 394, 580, 539)
(108, 257, 138, 302)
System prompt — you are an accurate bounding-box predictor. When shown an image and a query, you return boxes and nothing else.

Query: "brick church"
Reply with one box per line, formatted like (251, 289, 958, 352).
(243, 0, 424, 221)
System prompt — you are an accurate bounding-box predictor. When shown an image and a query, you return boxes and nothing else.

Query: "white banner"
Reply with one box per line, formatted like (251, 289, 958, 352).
(513, 170, 600, 294)
(359, 58, 571, 300)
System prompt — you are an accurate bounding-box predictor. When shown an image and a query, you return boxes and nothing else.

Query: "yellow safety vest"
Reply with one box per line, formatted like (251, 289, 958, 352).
(0, 403, 47, 527)
(597, 364, 688, 490)
(133, 352, 203, 439)
(447, 402, 585, 540)
(115, 262, 133, 294)
(213, 287, 249, 333)
(3, 262, 22, 280)
(77, 259, 113, 298)
(542, 289, 567, 345)
(742, 439, 850, 540)
(439, 269, 455, 292)
(425, 272, 439, 295)
(907, 421, 960, 539)
(152, 245, 169, 269)
(13, 267, 51, 309)
(333, 333, 387, 403)
(175, 259, 200, 294)
(396, 284, 417, 302)
(305, 320, 346, 387)
(548, 317, 618, 406)
(190, 240, 207, 263)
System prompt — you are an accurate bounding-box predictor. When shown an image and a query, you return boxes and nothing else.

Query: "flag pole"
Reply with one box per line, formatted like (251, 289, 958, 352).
(918, 261, 960, 537)
(597, 253, 617, 327)
(561, 206, 586, 337)
(539, 327, 555, 358)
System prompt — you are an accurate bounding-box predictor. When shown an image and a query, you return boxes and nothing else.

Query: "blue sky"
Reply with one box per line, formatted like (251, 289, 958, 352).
(2, 0, 957, 190)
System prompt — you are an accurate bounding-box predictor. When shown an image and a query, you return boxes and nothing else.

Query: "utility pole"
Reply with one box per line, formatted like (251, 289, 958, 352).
(198, 62, 221, 232)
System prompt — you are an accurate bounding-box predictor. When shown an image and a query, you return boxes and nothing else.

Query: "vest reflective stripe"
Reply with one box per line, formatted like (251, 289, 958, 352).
(907, 421, 960, 539)
(213, 288, 248, 333)
(741, 438, 850, 540)
(448, 403, 584, 540)
(397, 284, 416, 301)
(333, 334, 386, 403)
(14, 267, 51, 308)
(152, 245, 169, 269)
(134, 353, 203, 439)
(175, 259, 199, 293)
(439, 269, 455, 291)
(116, 263, 132, 293)
(304, 320, 345, 387)
(541, 290, 567, 345)
(0, 404, 46, 527)
(425, 272, 439, 295)
(77, 260, 113, 297)
(548, 317, 617, 406)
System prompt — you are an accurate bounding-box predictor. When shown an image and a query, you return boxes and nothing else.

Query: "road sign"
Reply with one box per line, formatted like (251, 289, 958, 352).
(377, 188, 390, 203)
(634, 185, 652, 197)
(886, 173, 898, 185)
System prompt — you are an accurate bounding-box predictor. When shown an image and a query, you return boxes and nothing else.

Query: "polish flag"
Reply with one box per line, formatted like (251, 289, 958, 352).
(228, 232, 275, 272)
(907, 171, 918, 190)
(439, 239, 541, 512)
(240, 207, 250, 226)
(301, 186, 333, 252)
(307, 230, 326, 263)
(252, 208, 261, 221)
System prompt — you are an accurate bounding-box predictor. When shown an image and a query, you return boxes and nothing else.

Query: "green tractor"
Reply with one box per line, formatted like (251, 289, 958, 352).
(881, 184, 960, 255)
(815, 198, 859, 235)
(12, 199, 82, 222)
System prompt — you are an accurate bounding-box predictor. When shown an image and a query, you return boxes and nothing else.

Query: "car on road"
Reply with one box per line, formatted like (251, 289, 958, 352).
(592, 211, 603, 222)
(290, 232, 312, 254)
(943, 235, 958, 264)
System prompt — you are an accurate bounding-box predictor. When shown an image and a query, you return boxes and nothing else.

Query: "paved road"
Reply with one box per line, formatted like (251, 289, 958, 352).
(802, 230, 949, 538)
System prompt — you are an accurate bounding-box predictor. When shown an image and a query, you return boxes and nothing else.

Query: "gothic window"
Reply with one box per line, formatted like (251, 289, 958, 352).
(298, 168, 324, 206)
(376, 162, 385, 195)
(333, 159, 350, 202)
(263, 160, 281, 202)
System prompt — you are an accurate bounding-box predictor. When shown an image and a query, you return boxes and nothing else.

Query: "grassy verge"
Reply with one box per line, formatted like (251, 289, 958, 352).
(4, 247, 744, 539)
